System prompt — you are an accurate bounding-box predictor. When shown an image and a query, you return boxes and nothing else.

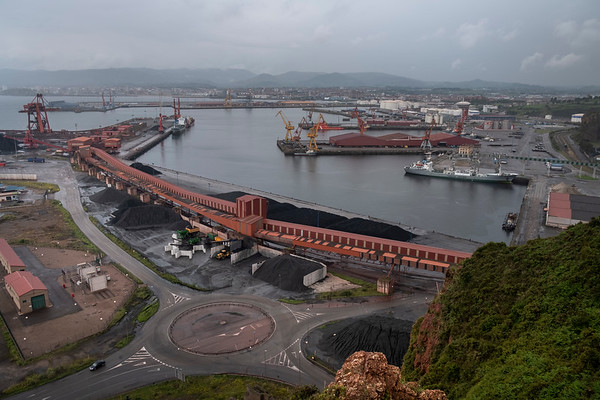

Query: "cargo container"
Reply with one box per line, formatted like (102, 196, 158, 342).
(27, 157, 45, 163)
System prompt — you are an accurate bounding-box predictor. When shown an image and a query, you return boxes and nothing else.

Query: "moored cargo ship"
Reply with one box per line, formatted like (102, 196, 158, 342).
(404, 160, 517, 183)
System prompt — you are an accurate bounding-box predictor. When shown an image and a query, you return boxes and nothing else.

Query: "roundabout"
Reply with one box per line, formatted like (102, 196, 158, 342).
(168, 302, 276, 355)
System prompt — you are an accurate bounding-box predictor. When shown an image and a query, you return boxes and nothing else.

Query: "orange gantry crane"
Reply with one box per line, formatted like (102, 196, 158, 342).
(276, 110, 295, 141)
(19, 94, 52, 134)
(453, 101, 470, 135)
(2, 132, 66, 152)
(420, 116, 436, 149)
(353, 107, 367, 135)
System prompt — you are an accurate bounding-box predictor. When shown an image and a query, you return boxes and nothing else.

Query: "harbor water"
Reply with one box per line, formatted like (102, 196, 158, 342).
(1, 95, 526, 244)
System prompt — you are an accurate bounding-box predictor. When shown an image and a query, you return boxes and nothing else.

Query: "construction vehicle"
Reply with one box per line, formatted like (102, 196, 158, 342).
(216, 248, 230, 260)
(276, 111, 295, 141)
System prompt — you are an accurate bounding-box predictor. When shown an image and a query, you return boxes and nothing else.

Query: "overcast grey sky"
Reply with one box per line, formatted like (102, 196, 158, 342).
(1, 0, 599, 86)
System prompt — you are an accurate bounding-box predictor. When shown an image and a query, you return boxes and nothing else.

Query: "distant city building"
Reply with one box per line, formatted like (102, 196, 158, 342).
(571, 113, 584, 123)
(381, 100, 420, 110)
(482, 105, 499, 113)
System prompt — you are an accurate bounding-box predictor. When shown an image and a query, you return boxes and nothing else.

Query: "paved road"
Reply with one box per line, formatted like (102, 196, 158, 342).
(6, 159, 434, 400)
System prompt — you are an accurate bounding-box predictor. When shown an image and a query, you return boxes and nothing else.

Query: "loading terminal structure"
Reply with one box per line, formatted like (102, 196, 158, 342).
(73, 146, 471, 275)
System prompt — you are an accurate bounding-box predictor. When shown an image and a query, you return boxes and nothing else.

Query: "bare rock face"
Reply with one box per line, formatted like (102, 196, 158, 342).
(329, 351, 446, 400)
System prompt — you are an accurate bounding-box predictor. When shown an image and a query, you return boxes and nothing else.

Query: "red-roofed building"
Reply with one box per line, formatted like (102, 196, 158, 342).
(0, 238, 26, 274)
(4, 271, 50, 314)
(546, 192, 600, 228)
(329, 131, 479, 148)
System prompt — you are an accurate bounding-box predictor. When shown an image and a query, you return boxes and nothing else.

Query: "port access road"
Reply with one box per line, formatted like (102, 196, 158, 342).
(6, 159, 434, 400)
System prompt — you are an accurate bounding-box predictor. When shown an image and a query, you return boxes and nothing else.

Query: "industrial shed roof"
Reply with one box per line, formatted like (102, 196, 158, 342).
(5, 271, 47, 296)
(0, 238, 26, 268)
(548, 192, 600, 222)
(329, 131, 479, 148)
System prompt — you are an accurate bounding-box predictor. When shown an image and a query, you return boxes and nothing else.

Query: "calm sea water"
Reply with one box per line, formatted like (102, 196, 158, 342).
(1, 95, 526, 243)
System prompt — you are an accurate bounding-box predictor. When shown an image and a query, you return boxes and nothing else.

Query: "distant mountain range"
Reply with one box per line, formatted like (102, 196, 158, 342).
(0, 68, 595, 92)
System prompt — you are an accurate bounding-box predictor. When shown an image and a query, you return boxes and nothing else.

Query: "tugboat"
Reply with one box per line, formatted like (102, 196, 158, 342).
(502, 212, 518, 231)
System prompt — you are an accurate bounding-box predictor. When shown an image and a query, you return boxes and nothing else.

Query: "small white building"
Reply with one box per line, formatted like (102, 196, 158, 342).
(571, 113, 584, 123)
(77, 263, 108, 292)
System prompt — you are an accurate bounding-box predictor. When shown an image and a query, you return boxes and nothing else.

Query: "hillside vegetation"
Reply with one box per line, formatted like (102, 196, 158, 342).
(402, 218, 600, 399)
(505, 96, 600, 119)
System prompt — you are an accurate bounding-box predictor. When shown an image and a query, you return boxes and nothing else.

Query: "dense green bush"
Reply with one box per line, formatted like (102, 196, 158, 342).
(403, 218, 600, 399)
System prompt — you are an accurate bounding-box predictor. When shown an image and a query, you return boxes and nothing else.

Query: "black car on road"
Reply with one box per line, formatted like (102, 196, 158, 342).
(89, 360, 106, 371)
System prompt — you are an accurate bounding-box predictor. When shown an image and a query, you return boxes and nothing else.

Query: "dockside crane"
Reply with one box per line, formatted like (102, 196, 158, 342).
(420, 116, 436, 149)
(172, 98, 181, 119)
(306, 123, 319, 152)
(2, 132, 67, 152)
(19, 94, 52, 134)
(276, 110, 295, 141)
(453, 101, 470, 135)
(315, 114, 343, 131)
(293, 117, 306, 141)
(224, 89, 232, 108)
(353, 107, 367, 135)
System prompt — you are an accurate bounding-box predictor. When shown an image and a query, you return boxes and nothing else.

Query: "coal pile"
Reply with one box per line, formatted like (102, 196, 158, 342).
(318, 316, 414, 367)
(267, 200, 346, 227)
(130, 162, 161, 176)
(211, 191, 247, 202)
(327, 218, 413, 242)
(0, 136, 18, 153)
(212, 191, 415, 242)
(90, 187, 132, 204)
(253, 254, 323, 292)
(111, 199, 184, 230)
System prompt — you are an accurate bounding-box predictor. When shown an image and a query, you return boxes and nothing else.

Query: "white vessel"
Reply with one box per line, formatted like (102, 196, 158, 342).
(404, 160, 517, 183)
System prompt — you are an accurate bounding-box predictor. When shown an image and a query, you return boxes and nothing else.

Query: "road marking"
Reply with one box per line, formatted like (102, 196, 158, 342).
(114, 347, 178, 370)
(263, 338, 301, 372)
(163, 292, 190, 309)
(172, 293, 190, 304)
(282, 304, 323, 323)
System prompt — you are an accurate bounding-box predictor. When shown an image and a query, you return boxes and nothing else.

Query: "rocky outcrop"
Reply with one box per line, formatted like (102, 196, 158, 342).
(327, 351, 446, 400)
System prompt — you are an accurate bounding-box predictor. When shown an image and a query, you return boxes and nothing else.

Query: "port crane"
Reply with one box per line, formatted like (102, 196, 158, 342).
(420, 116, 436, 149)
(19, 94, 52, 134)
(101, 91, 114, 110)
(172, 98, 181, 119)
(315, 114, 343, 132)
(224, 89, 232, 108)
(293, 117, 307, 141)
(276, 110, 295, 141)
(453, 101, 470, 135)
(1, 132, 67, 152)
(306, 123, 319, 152)
(353, 107, 367, 135)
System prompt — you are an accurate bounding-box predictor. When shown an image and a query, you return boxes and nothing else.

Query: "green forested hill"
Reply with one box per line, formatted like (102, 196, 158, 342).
(402, 218, 600, 399)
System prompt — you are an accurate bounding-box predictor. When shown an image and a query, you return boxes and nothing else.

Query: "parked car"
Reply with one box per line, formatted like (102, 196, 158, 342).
(89, 360, 106, 371)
